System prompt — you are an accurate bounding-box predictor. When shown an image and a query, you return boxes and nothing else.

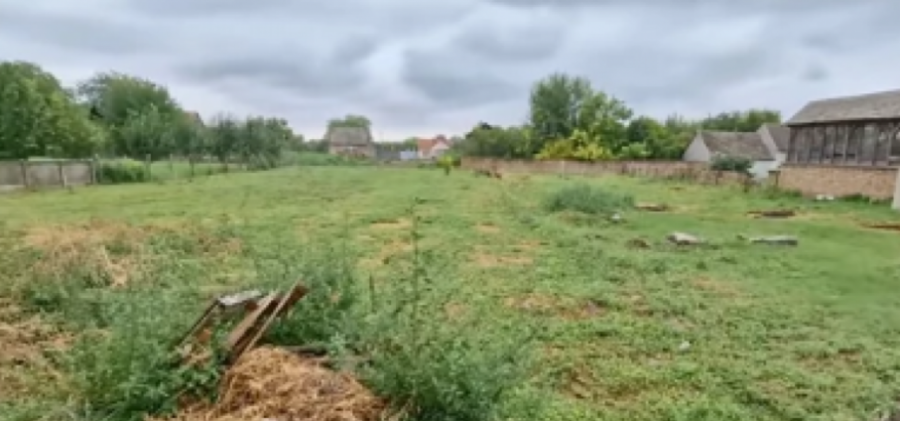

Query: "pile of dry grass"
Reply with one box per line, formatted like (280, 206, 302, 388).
(162, 346, 386, 421)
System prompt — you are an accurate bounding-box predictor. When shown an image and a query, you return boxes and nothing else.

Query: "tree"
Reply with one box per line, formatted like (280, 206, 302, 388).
(207, 113, 242, 169)
(528, 73, 593, 149)
(625, 116, 678, 159)
(328, 114, 371, 129)
(700, 109, 781, 132)
(0, 61, 102, 159)
(116, 105, 176, 160)
(458, 123, 531, 158)
(528, 73, 632, 158)
(76, 72, 182, 156)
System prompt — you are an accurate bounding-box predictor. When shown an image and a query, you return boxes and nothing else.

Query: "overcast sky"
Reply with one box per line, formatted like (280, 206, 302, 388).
(1, 0, 898, 139)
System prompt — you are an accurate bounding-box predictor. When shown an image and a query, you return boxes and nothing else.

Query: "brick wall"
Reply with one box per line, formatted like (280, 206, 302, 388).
(460, 157, 748, 185)
(776, 164, 899, 199)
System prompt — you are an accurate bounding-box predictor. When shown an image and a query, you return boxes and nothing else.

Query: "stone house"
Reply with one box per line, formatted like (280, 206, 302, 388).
(326, 126, 375, 158)
(682, 130, 776, 179)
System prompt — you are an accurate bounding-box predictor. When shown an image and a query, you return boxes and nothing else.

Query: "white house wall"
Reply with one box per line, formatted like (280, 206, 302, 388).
(749, 160, 779, 179)
(682, 135, 711, 162)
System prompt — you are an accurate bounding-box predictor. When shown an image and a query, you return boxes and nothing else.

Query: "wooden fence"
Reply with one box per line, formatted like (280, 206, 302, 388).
(0, 160, 96, 192)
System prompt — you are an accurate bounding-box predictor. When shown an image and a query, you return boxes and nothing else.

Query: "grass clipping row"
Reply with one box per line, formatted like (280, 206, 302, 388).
(162, 346, 385, 421)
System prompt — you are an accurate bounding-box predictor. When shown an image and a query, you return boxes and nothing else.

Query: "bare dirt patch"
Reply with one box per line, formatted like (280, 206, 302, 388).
(471, 252, 533, 268)
(443, 302, 468, 320)
(0, 300, 71, 400)
(503, 294, 606, 320)
(511, 240, 542, 253)
(475, 223, 501, 234)
(368, 218, 411, 231)
(159, 346, 386, 421)
(690, 276, 743, 298)
(863, 222, 900, 232)
(358, 239, 413, 269)
(748, 209, 796, 219)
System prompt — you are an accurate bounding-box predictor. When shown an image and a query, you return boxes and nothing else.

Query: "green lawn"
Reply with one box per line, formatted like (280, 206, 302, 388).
(1, 166, 900, 421)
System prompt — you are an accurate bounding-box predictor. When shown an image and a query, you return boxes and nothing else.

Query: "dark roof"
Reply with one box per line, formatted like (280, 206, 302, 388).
(326, 126, 372, 146)
(786, 89, 900, 125)
(759, 123, 790, 152)
(184, 111, 204, 125)
(698, 131, 774, 161)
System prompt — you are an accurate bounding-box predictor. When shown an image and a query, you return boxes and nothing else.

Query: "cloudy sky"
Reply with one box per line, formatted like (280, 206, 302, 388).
(1, 0, 898, 139)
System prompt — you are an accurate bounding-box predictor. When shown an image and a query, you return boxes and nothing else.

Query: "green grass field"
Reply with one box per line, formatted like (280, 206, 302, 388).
(1, 166, 900, 421)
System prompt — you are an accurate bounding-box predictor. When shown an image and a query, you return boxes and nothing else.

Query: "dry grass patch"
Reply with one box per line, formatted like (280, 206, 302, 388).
(475, 223, 501, 234)
(21, 220, 242, 287)
(368, 218, 411, 231)
(0, 300, 71, 400)
(158, 346, 386, 421)
(690, 276, 744, 298)
(358, 239, 414, 269)
(503, 294, 606, 320)
(471, 252, 533, 268)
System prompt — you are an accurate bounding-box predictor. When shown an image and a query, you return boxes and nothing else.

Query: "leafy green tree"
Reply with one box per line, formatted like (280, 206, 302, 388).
(528, 73, 632, 157)
(528, 73, 593, 153)
(576, 91, 633, 151)
(458, 123, 531, 158)
(700, 109, 781, 132)
(624, 116, 682, 159)
(117, 105, 176, 160)
(76, 72, 182, 157)
(207, 113, 242, 169)
(328, 114, 371, 129)
(0, 61, 102, 159)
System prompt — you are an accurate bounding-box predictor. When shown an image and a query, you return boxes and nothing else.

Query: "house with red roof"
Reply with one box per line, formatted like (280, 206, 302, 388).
(417, 135, 451, 160)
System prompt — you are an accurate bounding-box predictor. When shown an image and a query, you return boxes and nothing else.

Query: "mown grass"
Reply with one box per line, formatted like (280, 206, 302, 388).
(1, 166, 900, 421)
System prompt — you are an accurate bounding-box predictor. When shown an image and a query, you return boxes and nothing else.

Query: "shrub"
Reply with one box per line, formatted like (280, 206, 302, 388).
(99, 159, 148, 184)
(710, 155, 752, 174)
(543, 183, 634, 215)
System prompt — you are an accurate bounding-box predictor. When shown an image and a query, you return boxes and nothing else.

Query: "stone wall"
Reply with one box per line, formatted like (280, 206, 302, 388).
(776, 164, 899, 200)
(460, 157, 748, 185)
(0, 160, 95, 192)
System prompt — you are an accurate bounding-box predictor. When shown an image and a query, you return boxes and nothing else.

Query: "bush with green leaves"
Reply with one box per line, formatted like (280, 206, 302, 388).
(710, 155, 752, 174)
(543, 183, 634, 215)
(98, 159, 148, 184)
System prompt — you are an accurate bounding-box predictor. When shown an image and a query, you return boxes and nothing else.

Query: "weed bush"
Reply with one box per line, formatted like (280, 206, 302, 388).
(66, 289, 219, 420)
(710, 155, 752, 174)
(543, 183, 634, 215)
(99, 159, 148, 184)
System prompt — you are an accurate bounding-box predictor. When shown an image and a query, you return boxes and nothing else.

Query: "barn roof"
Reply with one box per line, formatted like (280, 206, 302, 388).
(326, 126, 372, 146)
(698, 131, 774, 161)
(786, 89, 900, 125)
(759, 123, 790, 152)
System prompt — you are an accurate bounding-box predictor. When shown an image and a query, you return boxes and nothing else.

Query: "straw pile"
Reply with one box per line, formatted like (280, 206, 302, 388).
(163, 346, 386, 421)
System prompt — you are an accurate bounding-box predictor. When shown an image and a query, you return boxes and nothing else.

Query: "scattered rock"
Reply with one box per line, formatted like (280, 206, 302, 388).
(864, 223, 900, 232)
(748, 209, 796, 218)
(626, 238, 652, 249)
(738, 235, 799, 246)
(815, 194, 835, 201)
(677, 341, 691, 352)
(610, 213, 623, 223)
(667, 232, 701, 246)
(637, 203, 670, 212)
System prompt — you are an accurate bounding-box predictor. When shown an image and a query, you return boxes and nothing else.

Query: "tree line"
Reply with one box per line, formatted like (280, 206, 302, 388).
(0, 61, 297, 169)
(453, 73, 782, 161)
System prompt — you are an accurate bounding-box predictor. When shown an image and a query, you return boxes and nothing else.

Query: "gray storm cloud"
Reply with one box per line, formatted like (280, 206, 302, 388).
(1, 0, 898, 136)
